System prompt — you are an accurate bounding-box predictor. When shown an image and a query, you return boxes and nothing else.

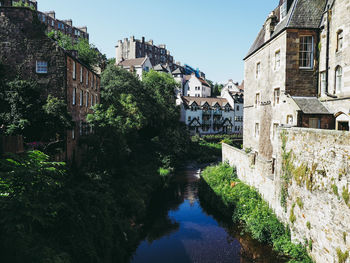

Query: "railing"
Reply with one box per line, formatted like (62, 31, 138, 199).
(202, 110, 211, 116)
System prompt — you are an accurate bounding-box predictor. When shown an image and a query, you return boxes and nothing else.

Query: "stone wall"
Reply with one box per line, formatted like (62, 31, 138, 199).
(223, 127, 350, 263)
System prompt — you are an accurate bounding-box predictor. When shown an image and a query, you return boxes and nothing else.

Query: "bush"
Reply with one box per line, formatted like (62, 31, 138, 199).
(201, 163, 313, 263)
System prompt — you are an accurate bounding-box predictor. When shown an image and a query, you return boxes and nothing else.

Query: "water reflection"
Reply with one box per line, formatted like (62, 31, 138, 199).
(130, 165, 286, 263)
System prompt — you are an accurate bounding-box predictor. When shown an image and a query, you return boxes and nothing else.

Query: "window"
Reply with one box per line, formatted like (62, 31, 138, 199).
(72, 129, 75, 140)
(188, 116, 191, 122)
(91, 76, 94, 89)
(256, 62, 261, 78)
(95, 95, 98, 105)
(275, 50, 281, 70)
(91, 94, 93, 107)
(255, 123, 260, 137)
(72, 61, 76, 80)
(72, 87, 76, 105)
(79, 90, 83, 106)
(80, 67, 83, 83)
(299, 36, 314, 69)
(280, 0, 287, 20)
(86, 71, 89, 85)
(320, 71, 326, 95)
(51, 20, 54, 27)
(36, 61, 48, 74)
(337, 30, 343, 51)
(335, 66, 343, 94)
(273, 123, 279, 139)
(145, 66, 149, 72)
(236, 105, 239, 111)
(86, 92, 89, 107)
(287, 115, 293, 125)
(79, 121, 82, 135)
(255, 93, 261, 107)
(273, 88, 280, 106)
(309, 118, 319, 128)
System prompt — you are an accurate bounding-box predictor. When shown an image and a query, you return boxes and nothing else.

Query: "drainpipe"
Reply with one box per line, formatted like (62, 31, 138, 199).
(325, 4, 330, 94)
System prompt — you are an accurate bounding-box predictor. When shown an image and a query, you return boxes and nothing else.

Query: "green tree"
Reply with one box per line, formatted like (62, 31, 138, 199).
(212, 83, 223, 97)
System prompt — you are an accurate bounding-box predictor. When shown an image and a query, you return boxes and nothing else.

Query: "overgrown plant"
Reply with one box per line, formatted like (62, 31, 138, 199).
(280, 131, 293, 210)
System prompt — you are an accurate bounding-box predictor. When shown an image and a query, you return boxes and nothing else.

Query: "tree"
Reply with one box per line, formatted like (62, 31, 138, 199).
(212, 83, 224, 97)
(47, 31, 105, 70)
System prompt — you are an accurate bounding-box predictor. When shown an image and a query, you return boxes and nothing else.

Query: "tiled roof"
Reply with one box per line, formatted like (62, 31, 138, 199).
(292, 97, 331, 114)
(118, 57, 146, 67)
(182, 96, 229, 107)
(245, 0, 327, 59)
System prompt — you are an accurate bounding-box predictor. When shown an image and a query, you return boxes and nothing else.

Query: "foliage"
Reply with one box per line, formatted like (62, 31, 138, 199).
(342, 186, 349, 206)
(0, 79, 72, 141)
(12, 1, 35, 10)
(306, 221, 311, 230)
(336, 248, 349, 263)
(212, 83, 224, 97)
(332, 184, 339, 197)
(201, 163, 313, 263)
(188, 136, 222, 164)
(280, 131, 293, 210)
(296, 197, 304, 209)
(289, 203, 296, 224)
(47, 31, 104, 69)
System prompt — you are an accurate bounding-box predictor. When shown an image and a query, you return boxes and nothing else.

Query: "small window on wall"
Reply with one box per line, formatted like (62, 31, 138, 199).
(275, 50, 281, 70)
(320, 71, 326, 95)
(80, 90, 83, 106)
(72, 129, 75, 140)
(86, 92, 89, 107)
(309, 118, 319, 129)
(72, 61, 76, 80)
(255, 123, 260, 137)
(299, 36, 314, 69)
(337, 30, 343, 51)
(287, 115, 293, 125)
(255, 93, 260, 107)
(95, 95, 98, 105)
(86, 71, 89, 85)
(273, 88, 280, 106)
(36, 61, 48, 74)
(335, 66, 343, 94)
(188, 116, 191, 122)
(273, 123, 279, 139)
(280, 0, 287, 20)
(80, 67, 83, 83)
(256, 62, 261, 78)
(72, 87, 76, 105)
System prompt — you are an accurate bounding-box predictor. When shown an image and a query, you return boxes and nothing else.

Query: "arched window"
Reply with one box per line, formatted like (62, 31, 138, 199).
(335, 66, 343, 94)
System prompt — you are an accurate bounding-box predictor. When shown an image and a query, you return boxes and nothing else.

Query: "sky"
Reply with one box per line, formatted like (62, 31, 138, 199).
(38, 0, 277, 83)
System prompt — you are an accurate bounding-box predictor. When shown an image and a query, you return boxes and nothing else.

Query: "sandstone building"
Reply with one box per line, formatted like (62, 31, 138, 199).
(0, 5, 100, 162)
(116, 36, 174, 69)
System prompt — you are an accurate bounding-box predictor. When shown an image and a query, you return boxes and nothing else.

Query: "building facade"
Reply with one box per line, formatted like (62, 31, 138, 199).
(183, 74, 211, 98)
(117, 57, 152, 80)
(0, 5, 100, 162)
(243, 0, 336, 161)
(319, 0, 350, 131)
(116, 36, 174, 68)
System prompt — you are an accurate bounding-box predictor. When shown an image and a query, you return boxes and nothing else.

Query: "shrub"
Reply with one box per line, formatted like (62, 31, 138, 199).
(336, 248, 349, 263)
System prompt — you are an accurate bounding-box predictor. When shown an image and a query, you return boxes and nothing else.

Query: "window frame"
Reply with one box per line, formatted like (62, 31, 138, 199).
(335, 66, 343, 94)
(36, 61, 48, 74)
(299, 36, 314, 69)
(256, 62, 261, 79)
(336, 30, 343, 52)
(273, 88, 280, 106)
(280, 0, 287, 20)
(72, 61, 76, 80)
(274, 50, 281, 70)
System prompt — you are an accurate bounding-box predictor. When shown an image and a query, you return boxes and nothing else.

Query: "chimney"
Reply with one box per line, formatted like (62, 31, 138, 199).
(176, 61, 181, 66)
(130, 36, 135, 42)
(78, 26, 87, 33)
(142, 37, 145, 43)
(63, 19, 72, 26)
(46, 11, 55, 19)
(264, 12, 277, 42)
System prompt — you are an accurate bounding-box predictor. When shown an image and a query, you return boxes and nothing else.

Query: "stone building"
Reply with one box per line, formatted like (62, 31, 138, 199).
(243, 0, 335, 161)
(1, 0, 89, 40)
(116, 36, 174, 69)
(318, 0, 350, 131)
(180, 96, 237, 135)
(0, 5, 100, 162)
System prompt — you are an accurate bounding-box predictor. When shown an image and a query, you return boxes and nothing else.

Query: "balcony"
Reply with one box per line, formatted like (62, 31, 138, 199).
(213, 110, 222, 116)
(202, 110, 211, 116)
(202, 120, 211, 126)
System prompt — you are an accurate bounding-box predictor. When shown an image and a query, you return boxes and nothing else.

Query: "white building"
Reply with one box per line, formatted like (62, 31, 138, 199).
(180, 96, 243, 135)
(117, 57, 152, 80)
(183, 73, 211, 97)
(220, 81, 244, 135)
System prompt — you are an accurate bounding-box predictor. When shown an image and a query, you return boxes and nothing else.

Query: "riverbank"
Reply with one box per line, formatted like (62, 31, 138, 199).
(200, 163, 313, 263)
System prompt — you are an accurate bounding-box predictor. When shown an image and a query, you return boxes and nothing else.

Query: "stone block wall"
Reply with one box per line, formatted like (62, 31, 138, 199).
(223, 127, 350, 263)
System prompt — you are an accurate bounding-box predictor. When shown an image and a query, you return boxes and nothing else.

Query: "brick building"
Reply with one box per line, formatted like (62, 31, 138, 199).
(116, 36, 174, 68)
(0, 6, 100, 162)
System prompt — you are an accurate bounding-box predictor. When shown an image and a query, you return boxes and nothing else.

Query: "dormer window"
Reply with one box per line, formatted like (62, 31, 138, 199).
(280, 1, 287, 20)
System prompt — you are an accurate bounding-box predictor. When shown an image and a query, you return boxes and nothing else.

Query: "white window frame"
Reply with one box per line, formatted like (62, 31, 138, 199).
(337, 30, 343, 52)
(273, 88, 280, 106)
(255, 123, 260, 137)
(80, 67, 83, 83)
(86, 71, 89, 86)
(72, 87, 76, 105)
(36, 61, 48, 74)
(255, 93, 261, 107)
(280, 1, 287, 20)
(335, 66, 343, 94)
(320, 71, 326, 95)
(299, 36, 314, 69)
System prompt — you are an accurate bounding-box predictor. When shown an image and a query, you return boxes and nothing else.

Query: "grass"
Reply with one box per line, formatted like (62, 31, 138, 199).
(201, 163, 313, 263)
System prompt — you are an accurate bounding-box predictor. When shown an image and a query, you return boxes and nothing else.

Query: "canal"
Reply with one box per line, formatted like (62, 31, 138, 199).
(130, 164, 286, 263)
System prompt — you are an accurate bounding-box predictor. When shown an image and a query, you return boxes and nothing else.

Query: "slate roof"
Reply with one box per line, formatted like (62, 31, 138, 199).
(182, 96, 230, 108)
(245, 0, 327, 59)
(292, 97, 331, 114)
(118, 57, 147, 67)
(172, 67, 185, 74)
(153, 64, 169, 72)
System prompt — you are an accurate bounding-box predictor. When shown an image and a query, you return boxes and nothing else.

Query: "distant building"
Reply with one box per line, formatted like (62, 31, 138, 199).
(117, 57, 152, 80)
(180, 96, 237, 135)
(0, 5, 100, 163)
(116, 36, 174, 68)
(183, 74, 211, 98)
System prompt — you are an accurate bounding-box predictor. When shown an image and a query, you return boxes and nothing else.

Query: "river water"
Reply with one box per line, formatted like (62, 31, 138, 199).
(130, 165, 286, 263)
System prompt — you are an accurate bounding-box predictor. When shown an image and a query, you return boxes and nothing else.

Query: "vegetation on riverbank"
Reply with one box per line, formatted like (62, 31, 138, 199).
(200, 163, 313, 263)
